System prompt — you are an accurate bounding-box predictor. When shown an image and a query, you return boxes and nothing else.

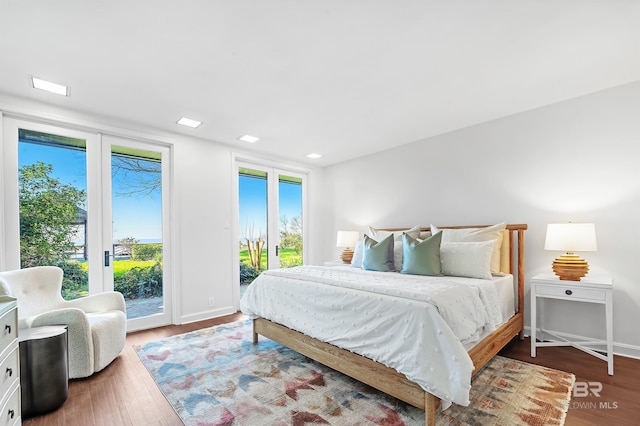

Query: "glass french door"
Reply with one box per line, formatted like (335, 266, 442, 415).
(9, 122, 95, 297)
(237, 162, 306, 289)
(102, 135, 172, 331)
(2, 118, 172, 331)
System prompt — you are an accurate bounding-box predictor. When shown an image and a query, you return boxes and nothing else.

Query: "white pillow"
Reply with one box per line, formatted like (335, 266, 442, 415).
(431, 222, 506, 274)
(350, 239, 364, 268)
(440, 240, 496, 279)
(368, 225, 421, 271)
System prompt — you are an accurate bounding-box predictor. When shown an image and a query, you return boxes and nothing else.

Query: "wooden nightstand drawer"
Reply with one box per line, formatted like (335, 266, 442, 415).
(535, 284, 606, 301)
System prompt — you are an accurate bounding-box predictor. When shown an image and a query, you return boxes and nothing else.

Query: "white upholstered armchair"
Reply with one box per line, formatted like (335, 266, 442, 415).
(0, 266, 127, 378)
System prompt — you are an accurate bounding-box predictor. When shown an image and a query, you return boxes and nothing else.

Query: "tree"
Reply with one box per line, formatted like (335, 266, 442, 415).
(111, 155, 161, 197)
(117, 236, 139, 257)
(241, 221, 265, 270)
(19, 162, 86, 268)
(279, 215, 302, 253)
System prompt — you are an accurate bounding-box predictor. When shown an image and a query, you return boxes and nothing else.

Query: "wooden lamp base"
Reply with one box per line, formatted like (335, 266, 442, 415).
(552, 253, 589, 281)
(340, 248, 354, 264)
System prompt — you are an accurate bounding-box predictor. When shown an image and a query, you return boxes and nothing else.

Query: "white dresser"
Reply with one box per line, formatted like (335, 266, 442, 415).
(0, 297, 20, 426)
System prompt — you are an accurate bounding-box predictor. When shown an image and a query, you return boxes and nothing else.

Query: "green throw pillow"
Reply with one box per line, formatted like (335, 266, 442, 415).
(401, 231, 443, 276)
(362, 234, 395, 272)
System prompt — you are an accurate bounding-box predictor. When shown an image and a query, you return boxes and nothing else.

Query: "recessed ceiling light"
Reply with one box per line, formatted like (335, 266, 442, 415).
(177, 117, 202, 128)
(237, 135, 260, 143)
(306, 153, 322, 159)
(29, 76, 69, 96)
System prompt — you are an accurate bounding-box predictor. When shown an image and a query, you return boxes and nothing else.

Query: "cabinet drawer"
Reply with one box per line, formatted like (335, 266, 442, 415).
(0, 310, 17, 356)
(0, 348, 18, 406)
(0, 383, 20, 426)
(536, 284, 606, 301)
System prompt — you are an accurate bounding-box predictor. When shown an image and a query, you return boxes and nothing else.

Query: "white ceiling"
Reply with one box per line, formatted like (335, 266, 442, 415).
(1, 1, 638, 166)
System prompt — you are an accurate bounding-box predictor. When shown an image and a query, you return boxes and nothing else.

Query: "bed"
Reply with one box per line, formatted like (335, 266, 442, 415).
(240, 223, 527, 426)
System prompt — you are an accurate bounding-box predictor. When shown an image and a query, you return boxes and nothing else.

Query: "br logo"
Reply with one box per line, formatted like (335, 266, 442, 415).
(573, 381, 602, 398)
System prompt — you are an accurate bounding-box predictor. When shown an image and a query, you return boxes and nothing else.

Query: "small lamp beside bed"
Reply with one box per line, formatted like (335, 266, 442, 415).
(336, 231, 360, 264)
(544, 223, 597, 281)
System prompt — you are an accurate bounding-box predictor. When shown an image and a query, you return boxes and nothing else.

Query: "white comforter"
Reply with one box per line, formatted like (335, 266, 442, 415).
(240, 265, 503, 407)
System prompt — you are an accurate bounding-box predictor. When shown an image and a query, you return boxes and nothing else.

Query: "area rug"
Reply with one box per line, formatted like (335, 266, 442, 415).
(135, 320, 574, 425)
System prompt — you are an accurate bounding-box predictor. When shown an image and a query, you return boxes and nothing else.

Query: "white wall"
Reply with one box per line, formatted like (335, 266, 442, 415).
(172, 137, 235, 322)
(0, 94, 325, 325)
(322, 81, 640, 358)
(174, 142, 327, 323)
(4, 81, 639, 356)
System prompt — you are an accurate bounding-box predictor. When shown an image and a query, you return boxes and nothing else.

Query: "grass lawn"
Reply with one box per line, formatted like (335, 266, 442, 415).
(239, 247, 301, 269)
(112, 260, 156, 278)
(76, 259, 156, 278)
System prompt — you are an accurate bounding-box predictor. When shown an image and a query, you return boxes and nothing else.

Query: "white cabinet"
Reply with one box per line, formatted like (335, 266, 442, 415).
(0, 297, 20, 425)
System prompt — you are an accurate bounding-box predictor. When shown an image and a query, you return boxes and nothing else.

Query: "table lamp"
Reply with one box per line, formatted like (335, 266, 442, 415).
(544, 223, 597, 281)
(336, 231, 359, 264)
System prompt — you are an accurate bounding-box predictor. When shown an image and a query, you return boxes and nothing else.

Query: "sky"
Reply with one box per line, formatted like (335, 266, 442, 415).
(19, 136, 302, 246)
(239, 174, 302, 241)
(18, 140, 162, 243)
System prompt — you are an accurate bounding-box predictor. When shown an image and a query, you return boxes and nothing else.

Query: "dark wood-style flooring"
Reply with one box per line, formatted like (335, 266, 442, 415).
(24, 314, 639, 425)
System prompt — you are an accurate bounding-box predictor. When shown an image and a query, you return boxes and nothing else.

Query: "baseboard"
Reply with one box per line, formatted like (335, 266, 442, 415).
(180, 305, 237, 325)
(524, 326, 640, 360)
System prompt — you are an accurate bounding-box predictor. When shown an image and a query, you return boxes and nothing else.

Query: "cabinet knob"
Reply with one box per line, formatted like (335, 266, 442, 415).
(565, 289, 573, 296)
(7, 409, 14, 419)
(3, 324, 9, 335)
(5, 367, 11, 377)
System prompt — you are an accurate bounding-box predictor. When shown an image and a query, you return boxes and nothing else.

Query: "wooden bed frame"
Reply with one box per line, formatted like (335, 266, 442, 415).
(252, 224, 527, 426)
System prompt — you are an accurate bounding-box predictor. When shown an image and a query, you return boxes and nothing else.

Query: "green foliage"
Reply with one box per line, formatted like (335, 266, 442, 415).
(280, 233, 302, 253)
(67, 259, 161, 300)
(114, 261, 163, 299)
(279, 215, 302, 254)
(58, 261, 89, 300)
(279, 258, 302, 268)
(131, 243, 162, 261)
(113, 260, 156, 278)
(240, 262, 260, 285)
(19, 162, 86, 268)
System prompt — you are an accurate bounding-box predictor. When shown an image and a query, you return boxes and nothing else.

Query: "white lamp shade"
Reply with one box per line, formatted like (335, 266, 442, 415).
(544, 223, 597, 252)
(336, 231, 359, 248)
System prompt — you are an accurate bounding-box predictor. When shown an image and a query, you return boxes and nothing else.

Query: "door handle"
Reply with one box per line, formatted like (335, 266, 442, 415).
(104, 250, 112, 267)
(275, 245, 279, 256)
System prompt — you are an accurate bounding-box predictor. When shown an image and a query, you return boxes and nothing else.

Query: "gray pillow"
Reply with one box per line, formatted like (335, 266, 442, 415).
(362, 234, 395, 272)
(401, 231, 443, 276)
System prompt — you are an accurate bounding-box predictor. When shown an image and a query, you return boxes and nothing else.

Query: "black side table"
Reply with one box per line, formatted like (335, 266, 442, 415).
(19, 326, 69, 418)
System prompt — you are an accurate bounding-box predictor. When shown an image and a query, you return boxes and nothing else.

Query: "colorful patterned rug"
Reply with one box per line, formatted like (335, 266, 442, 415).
(135, 320, 574, 425)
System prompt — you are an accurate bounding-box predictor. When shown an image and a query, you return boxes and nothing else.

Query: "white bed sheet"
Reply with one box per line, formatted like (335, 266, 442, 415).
(240, 265, 515, 407)
(493, 274, 515, 328)
(464, 273, 514, 350)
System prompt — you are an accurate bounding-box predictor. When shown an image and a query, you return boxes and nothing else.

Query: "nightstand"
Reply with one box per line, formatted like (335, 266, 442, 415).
(530, 273, 613, 375)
